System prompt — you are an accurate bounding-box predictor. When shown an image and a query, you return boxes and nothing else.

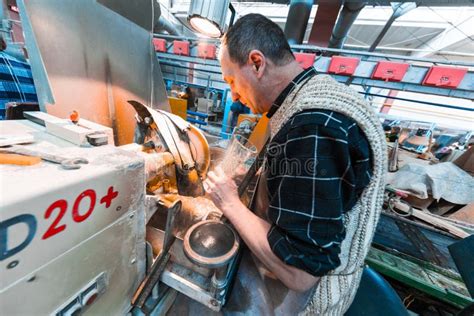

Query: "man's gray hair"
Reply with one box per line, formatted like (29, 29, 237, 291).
(222, 14, 294, 66)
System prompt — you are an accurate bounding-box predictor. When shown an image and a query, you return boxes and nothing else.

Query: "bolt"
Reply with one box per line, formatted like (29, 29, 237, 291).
(129, 212, 134, 219)
(27, 275, 36, 282)
(7, 260, 19, 269)
(211, 299, 218, 307)
(116, 206, 122, 212)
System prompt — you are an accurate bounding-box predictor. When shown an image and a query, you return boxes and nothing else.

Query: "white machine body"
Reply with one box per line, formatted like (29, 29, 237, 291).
(0, 119, 146, 315)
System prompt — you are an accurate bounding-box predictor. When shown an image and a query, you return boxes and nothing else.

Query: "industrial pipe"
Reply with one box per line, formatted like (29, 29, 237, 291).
(155, 16, 183, 36)
(284, 0, 313, 45)
(328, 2, 366, 49)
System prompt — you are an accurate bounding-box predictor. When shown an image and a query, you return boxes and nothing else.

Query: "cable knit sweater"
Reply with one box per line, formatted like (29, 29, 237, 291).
(269, 74, 387, 315)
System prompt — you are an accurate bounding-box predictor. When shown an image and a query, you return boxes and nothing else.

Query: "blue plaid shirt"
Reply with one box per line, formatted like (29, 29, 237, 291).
(0, 52, 38, 119)
(263, 68, 372, 277)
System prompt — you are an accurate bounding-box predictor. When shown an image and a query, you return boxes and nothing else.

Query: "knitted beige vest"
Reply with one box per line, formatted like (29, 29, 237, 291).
(269, 75, 387, 316)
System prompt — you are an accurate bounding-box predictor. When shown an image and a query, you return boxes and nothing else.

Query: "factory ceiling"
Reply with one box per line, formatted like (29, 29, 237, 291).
(230, 0, 474, 5)
(158, 1, 474, 62)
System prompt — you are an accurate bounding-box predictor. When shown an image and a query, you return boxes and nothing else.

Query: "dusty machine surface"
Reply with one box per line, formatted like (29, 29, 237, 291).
(0, 118, 146, 315)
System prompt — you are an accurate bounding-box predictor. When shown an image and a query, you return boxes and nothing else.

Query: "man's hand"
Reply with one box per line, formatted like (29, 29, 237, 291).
(204, 167, 242, 215)
(203, 167, 319, 292)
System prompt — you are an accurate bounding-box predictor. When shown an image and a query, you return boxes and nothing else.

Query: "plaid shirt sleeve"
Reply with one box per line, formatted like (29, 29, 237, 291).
(265, 109, 372, 277)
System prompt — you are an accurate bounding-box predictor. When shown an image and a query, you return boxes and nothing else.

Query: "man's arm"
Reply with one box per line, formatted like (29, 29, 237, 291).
(205, 170, 320, 292)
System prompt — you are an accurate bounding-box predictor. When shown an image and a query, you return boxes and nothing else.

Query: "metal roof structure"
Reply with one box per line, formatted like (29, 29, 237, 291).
(159, 1, 474, 62)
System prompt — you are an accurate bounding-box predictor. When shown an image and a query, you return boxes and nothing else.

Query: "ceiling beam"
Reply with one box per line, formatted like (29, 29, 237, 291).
(411, 14, 474, 58)
(368, 2, 417, 51)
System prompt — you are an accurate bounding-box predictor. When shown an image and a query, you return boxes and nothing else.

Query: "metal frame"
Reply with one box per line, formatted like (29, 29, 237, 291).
(154, 34, 474, 100)
(367, 247, 473, 309)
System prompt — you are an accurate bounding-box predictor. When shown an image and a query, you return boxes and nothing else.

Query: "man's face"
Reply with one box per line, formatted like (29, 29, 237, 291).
(219, 45, 263, 114)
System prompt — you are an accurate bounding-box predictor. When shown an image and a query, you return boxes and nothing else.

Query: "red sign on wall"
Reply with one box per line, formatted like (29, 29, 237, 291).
(328, 56, 360, 75)
(173, 40, 190, 56)
(372, 61, 409, 82)
(422, 66, 468, 88)
(152, 38, 167, 52)
(294, 52, 316, 69)
(197, 43, 217, 59)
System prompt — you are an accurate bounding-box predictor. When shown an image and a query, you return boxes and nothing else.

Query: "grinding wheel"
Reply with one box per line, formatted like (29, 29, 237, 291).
(183, 220, 239, 268)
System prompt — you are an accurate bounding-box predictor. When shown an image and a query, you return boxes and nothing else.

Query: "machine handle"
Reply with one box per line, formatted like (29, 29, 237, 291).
(131, 200, 181, 309)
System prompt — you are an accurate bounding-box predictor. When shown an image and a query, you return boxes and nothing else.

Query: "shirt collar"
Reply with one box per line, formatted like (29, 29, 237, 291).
(266, 66, 317, 119)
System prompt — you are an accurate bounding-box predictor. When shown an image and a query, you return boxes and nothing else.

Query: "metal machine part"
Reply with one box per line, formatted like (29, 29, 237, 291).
(184, 220, 240, 296)
(123, 99, 242, 311)
(135, 136, 263, 312)
(129, 100, 210, 197)
(132, 199, 181, 310)
(86, 132, 109, 146)
(0, 119, 146, 315)
(17, 0, 170, 145)
(23, 111, 114, 147)
(183, 221, 239, 268)
(144, 199, 241, 312)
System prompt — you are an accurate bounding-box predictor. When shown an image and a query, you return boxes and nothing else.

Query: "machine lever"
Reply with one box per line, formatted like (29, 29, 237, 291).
(131, 200, 181, 309)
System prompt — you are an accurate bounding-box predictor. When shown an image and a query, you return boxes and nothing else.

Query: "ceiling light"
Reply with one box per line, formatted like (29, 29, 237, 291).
(187, 0, 235, 38)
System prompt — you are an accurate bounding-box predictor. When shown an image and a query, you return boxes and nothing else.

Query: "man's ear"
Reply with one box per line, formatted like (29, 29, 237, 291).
(248, 50, 265, 78)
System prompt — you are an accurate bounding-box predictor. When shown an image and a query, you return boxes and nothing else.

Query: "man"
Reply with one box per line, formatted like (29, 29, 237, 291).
(204, 14, 387, 315)
(227, 99, 251, 133)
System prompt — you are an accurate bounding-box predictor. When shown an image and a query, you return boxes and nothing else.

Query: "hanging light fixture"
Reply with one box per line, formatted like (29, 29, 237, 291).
(187, 0, 235, 38)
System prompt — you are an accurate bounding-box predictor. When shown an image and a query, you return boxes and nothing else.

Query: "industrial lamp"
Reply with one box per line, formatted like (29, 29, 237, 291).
(187, 0, 236, 38)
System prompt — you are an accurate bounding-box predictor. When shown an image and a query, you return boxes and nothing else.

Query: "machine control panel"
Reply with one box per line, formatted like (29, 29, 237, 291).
(55, 272, 107, 316)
